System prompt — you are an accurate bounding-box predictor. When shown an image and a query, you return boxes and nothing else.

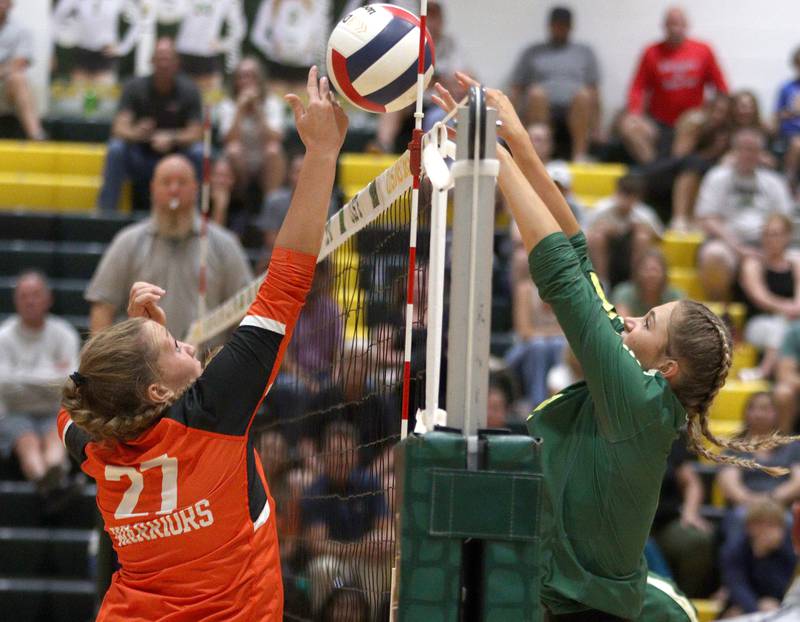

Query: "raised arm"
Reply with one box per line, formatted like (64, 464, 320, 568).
(175, 67, 347, 436)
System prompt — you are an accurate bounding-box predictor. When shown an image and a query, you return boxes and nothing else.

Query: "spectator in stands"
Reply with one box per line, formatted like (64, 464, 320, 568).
(738, 214, 800, 381)
(617, 6, 728, 164)
(509, 6, 599, 161)
(96, 37, 204, 212)
(695, 128, 793, 302)
(250, 0, 329, 90)
(301, 420, 389, 613)
(487, 372, 525, 433)
(717, 392, 800, 543)
(320, 586, 370, 622)
(86, 154, 253, 342)
(774, 321, 800, 433)
(257, 152, 338, 253)
(720, 499, 797, 618)
(611, 248, 684, 319)
(208, 155, 241, 230)
(175, 0, 246, 93)
(0, 0, 45, 140)
(776, 46, 800, 197)
(650, 432, 715, 597)
(546, 345, 582, 396)
(218, 56, 287, 209)
(307, 337, 397, 464)
(0, 271, 79, 491)
(585, 173, 663, 290)
(51, 0, 141, 85)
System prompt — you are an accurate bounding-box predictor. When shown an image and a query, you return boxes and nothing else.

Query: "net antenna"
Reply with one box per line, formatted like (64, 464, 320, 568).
(399, 0, 431, 441)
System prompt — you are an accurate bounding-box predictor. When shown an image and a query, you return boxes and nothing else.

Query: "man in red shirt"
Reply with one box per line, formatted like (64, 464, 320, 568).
(618, 7, 728, 164)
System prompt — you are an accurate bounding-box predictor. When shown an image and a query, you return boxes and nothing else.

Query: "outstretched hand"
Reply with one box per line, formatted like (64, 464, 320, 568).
(285, 66, 348, 157)
(127, 282, 167, 326)
(432, 71, 526, 146)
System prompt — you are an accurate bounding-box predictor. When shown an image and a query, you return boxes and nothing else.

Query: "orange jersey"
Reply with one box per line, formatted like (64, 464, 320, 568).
(58, 248, 317, 622)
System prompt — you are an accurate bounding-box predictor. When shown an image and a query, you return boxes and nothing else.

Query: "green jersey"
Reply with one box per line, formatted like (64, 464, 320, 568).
(526, 232, 686, 618)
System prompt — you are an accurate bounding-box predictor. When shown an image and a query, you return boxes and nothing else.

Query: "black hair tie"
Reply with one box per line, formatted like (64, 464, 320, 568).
(70, 371, 88, 387)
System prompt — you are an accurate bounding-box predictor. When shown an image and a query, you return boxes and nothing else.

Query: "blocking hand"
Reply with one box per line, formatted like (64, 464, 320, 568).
(285, 66, 348, 157)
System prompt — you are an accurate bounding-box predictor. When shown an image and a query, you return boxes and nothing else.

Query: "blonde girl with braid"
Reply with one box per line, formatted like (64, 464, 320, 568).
(434, 74, 799, 622)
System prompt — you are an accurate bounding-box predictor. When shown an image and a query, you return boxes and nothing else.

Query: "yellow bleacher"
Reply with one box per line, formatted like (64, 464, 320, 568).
(0, 140, 130, 212)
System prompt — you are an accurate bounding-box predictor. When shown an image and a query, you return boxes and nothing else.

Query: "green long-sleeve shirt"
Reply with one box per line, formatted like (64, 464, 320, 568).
(526, 232, 686, 618)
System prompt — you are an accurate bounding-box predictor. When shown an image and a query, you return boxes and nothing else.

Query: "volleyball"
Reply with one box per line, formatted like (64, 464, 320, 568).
(327, 4, 435, 113)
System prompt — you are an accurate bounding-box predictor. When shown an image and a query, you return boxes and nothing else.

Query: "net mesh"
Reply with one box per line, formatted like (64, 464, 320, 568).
(252, 183, 431, 621)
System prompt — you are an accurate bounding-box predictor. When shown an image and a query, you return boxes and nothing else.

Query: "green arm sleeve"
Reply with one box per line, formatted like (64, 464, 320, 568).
(529, 232, 668, 441)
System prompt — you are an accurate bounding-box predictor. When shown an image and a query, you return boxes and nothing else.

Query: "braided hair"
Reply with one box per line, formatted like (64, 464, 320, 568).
(668, 301, 800, 475)
(61, 318, 174, 442)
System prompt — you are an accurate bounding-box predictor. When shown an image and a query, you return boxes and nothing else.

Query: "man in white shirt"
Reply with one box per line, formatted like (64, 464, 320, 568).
(695, 128, 795, 300)
(0, 272, 80, 489)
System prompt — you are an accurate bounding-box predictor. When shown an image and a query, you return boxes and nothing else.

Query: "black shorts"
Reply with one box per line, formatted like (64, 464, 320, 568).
(73, 47, 116, 73)
(178, 53, 221, 77)
(262, 59, 310, 84)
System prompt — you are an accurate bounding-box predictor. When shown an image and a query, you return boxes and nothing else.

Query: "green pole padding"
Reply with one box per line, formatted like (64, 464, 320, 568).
(398, 430, 466, 622)
(482, 435, 543, 622)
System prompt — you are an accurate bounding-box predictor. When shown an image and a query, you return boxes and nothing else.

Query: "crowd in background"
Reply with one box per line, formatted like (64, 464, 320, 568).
(1, 0, 800, 619)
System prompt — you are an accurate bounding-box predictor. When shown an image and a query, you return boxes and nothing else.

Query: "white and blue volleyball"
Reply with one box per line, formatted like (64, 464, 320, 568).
(327, 4, 435, 113)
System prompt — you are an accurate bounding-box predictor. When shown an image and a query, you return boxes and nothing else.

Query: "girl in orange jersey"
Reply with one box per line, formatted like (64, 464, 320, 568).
(57, 67, 347, 622)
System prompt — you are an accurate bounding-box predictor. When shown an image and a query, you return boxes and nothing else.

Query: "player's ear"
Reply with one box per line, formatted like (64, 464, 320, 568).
(659, 358, 680, 381)
(147, 383, 172, 404)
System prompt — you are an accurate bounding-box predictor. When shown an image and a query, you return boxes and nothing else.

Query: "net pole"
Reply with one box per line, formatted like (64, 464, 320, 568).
(400, 0, 429, 440)
(423, 124, 449, 420)
(197, 107, 212, 338)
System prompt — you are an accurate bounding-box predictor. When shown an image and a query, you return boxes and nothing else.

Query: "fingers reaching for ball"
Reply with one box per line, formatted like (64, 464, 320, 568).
(286, 66, 349, 157)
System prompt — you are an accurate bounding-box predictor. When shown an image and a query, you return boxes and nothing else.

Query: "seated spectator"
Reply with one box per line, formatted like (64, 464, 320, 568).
(695, 128, 794, 302)
(86, 154, 253, 341)
(301, 421, 390, 614)
(586, 174, 664, 290)
(717, 392, 800, 541)
(724, 502, 800, 621)
(52, 0, 141, 85)
(174, 0, 245, 93)
(774, 321, 800, 433)
(208, 155, 243, 232)
(486, 372, 525, 433)
(649, 432, 715, 597)
(0, 0, 45, 140)
(0, 271, 79, 492)
(738, 214, 800, 380)
(720, 499, 797, 618)
(617, 6, 727, 164)
(776, 46, 800, 197)
(611, 248, 684, 318)
(506, 224, 565, 409)
(217, 56, 286, 209)
(306, 337, 397, 464)
(509, 6, 599, 161)
(96, 37, 204, 212)
(256, 152, 338, 253)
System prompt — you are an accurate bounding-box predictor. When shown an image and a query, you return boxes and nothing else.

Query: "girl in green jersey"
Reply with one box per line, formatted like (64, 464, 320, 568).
(434, 75, 797, 622)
